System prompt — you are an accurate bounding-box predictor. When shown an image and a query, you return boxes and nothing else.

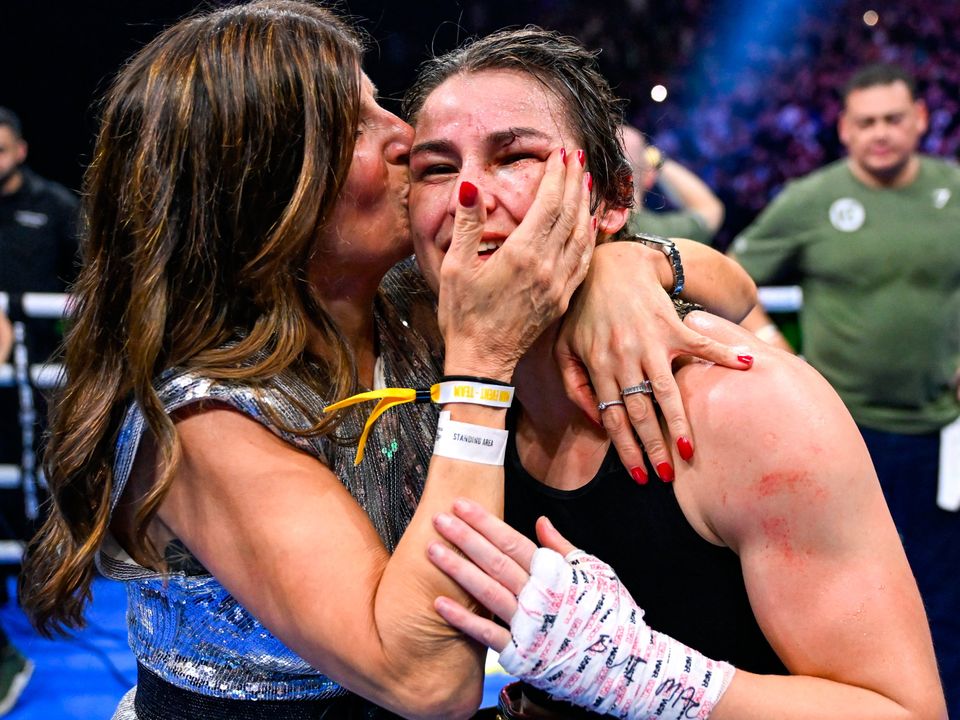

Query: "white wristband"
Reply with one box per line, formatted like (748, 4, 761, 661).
(432, 380, 514, 408)
(433, 411, 508, 466)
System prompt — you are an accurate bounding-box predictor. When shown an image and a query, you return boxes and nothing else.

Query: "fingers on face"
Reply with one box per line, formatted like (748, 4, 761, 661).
(540, 150, 594, 322)
(517, 148, 573, 251)
(448, 182, 489, 265)
(562, 164, 596, 287)
(497, 149, 576, 311)
(434, 596, 512, 653)
(428, 541, 518, 623)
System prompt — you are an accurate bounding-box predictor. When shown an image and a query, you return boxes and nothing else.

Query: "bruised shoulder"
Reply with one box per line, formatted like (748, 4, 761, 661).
(676, 313, 877, 549)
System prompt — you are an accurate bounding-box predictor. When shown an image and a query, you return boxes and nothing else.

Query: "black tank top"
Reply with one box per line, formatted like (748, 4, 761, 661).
(503, 420, 787, 687)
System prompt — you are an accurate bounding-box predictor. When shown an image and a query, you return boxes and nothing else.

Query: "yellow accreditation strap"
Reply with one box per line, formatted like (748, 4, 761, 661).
(323, 380, 514, 465)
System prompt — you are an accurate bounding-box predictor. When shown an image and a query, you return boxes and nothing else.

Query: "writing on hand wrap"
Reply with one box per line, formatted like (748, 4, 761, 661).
(498, 548, 735, 719)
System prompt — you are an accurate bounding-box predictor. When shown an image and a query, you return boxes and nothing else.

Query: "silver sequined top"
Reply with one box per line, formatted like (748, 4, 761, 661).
(98, 261, 443, 702)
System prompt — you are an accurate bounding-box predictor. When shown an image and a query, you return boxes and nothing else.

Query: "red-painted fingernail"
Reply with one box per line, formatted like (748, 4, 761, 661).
(738, 354, 754, 367)
(656, 462, 674, 482)
(560, 147, 567, 162)
(630, 466, 648, 485)
(586, 172, 593, 191)
(458, 181, 478, 207)
(677, 436, 694, 461)
(591, 216, 598, 231)
(577, 149, 585, 166)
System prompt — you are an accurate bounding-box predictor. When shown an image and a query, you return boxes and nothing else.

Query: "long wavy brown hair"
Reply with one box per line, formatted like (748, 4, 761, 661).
(19, 0, 364, 637)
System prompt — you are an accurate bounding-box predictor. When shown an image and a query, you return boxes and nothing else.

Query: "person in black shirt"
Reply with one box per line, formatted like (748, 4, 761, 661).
(0, 107, 62, 715)
(0, 106, 78, 492)
(0, 106, 78, 359)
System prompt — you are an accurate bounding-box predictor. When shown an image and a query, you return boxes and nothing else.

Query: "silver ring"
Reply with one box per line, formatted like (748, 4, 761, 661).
(621, 380, 654, 397)
(597, 399, 626, 411)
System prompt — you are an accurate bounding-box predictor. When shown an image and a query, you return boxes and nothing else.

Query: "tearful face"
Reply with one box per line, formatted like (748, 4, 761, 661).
(408, 70, 578, 292)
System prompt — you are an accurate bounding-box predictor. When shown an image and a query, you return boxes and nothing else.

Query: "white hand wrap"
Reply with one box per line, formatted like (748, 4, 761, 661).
(498, 548, 735, 719)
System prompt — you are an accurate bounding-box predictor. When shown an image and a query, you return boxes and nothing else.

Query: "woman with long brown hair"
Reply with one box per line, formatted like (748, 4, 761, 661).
(17, 3, 599, 716)
(18, 3, 757, 718)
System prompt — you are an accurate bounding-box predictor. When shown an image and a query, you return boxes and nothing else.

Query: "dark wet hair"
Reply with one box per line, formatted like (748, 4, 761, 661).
(404, 26, 634, 214)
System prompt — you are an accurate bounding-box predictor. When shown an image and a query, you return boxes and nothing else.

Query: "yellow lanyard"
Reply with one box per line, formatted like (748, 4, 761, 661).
(325, 380, 514, 465)
(324, 387, 432, 465)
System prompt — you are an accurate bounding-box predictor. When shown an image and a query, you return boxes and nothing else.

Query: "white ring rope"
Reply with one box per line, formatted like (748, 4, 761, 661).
(0, 288, 803, 509)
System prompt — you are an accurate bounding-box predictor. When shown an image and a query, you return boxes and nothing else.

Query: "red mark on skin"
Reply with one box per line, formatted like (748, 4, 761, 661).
(761, 516, 794, 560)
(756, 470, 828, 501)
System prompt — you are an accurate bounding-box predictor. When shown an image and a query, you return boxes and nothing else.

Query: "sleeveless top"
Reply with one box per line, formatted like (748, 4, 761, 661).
(503, 416, 788, 696)
(97, 260, 443, 703)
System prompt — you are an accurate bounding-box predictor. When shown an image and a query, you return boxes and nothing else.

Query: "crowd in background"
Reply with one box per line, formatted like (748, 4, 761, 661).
(475, 0, 960, 246)
(630, 1, 960, 245)
(7, 0, 960, 249)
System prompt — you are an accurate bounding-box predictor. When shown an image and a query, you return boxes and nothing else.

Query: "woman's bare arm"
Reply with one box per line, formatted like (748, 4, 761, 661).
(149, 148, 595, 719)
(426, 315, 945, 719)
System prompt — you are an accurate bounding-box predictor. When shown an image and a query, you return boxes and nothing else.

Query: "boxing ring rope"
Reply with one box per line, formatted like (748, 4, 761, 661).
(0, 293, 68, 521)
(756, 285, 803, 313)
(0, 286, 802, 559)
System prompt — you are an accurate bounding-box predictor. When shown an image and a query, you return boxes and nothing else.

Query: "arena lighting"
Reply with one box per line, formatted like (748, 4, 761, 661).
(691, 0, 843, 94)
(863, 10, 879, 26)
(650, 84, 668, 102)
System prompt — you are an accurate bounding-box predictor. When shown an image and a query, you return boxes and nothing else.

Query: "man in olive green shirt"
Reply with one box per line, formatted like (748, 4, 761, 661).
(732, 64, 959, 712)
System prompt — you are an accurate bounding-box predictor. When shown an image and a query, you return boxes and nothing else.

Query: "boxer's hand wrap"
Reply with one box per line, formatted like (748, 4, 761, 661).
(498, 548, 735, 719)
